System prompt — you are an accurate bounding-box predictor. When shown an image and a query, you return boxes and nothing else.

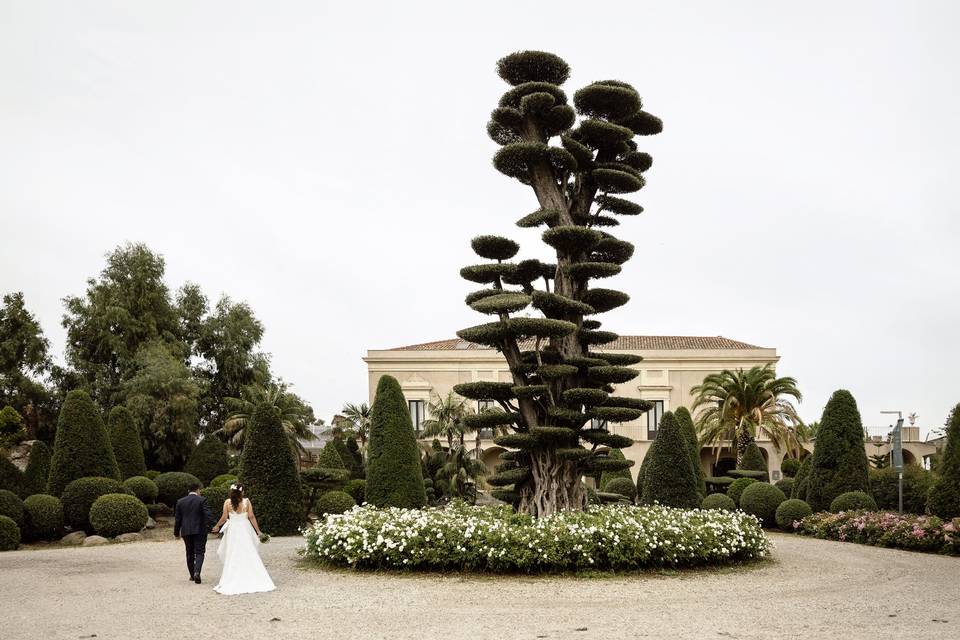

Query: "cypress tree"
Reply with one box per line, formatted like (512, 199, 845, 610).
(239, 403, 303, 535)
(675, 406, 706, 496)
(23, 440, 52, 497)
(639, 412, 700, 508)
(806, 390, 871, 512)
(598, 449, 632, 490)
(107, 406, 147, 480)
(184, 435, 229, 485)
(927, 402, 960, 519)
(791, 455, 812, 500)
(365, 375, 426, 509)
(47, 390, 119, 496)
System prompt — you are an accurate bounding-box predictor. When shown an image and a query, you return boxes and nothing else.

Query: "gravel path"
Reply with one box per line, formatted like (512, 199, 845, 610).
(1, 532, 958, 639)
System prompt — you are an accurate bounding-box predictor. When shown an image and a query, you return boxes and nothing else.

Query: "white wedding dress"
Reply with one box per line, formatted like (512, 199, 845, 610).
(214, 499, 276, 595)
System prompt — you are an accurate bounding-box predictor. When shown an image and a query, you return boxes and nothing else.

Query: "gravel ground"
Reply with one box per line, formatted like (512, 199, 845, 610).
(1, 531, 958, 640)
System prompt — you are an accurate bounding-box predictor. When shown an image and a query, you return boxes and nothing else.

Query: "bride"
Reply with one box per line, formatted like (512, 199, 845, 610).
(211, 484, 276, 595)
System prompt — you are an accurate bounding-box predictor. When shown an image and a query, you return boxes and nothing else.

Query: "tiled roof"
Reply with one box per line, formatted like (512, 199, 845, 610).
(389, 336, 763, 351)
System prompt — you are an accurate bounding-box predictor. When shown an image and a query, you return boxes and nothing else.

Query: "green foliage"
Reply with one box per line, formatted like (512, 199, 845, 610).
(830, 491, 878, 513)
(604, 477, 636, 501)
(727, 477, 757, 507)
(317, 441, 346, 470)
(798, 510, 959, 555)
(62, 476, 126, 532)
(471, 235, 520, 261)
(704, 476, 735, 493)
(22, 494, 63, 541)
(598, 449, 632, 490)
(316, 491, 356, 516)
(200, 485, 229, 512)
(675, 407, 706, 496)
(868, 466, 934, 514)
(154, 472, 201, 507)
(344, 479, 366, 504)
(0, 455, 24, 497)
(20, 441, 50, 498)
(807, 390, 871, 512)
(701, 493, 736, 511)
(89, 493, 148, 537)
(47, 390, 120, 496)
(639, 412, 700, 508)
(0, 405, 26, 449)
(775, 478, 795, 496)
(184, 436, 229, 485)
(574, 82, 641, 120)
(365, 376, 427, 509)
(239, 403, 304, 535)
(739, 482, 786, 527)
(123, 476, 159, 504)
(791, 456, 812, 500)
(145, 470, 161, 480)
(497, 51, 570, 86)
(0, 514, 19, 551)
(107, 406, 147, 480)
(775, 499, 812, 530)
(0, 489, 24, 526)
(728, 469, 767, 480)
(738, 443, 768, 480)
(210, 473, 237, 488)
(470, 293, 531, 315)
(780, 457, 801, 477)
(927, 402, 960, 519)
(0, 293, 55, 441)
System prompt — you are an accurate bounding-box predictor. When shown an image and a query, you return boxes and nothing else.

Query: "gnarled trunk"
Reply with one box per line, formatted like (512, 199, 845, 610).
(518, 449, 586, 517)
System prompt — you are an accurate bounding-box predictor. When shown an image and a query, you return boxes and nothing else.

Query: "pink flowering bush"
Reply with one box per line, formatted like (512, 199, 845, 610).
(798, 510, 960, 555)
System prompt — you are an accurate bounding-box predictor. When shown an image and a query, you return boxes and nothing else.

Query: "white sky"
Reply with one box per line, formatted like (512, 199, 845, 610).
(2, 1, 958, 434)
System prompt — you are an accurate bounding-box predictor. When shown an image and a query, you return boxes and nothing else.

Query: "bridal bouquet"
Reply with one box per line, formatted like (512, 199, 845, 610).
(259, 533, 271, 543)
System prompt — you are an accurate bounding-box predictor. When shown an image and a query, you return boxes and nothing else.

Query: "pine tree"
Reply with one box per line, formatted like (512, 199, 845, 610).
(365, 375, 426, 509)
(47, 390, 119, 496)
(806, 390, 871, 512)
(639, 412, 700, 508)
(239, 403, 303, 535)
(454, 51, 663, 517)
(184, 435, 229, 485)
(927, 402, 960, 519)
(107, 406, 147, 480)
(675, 406, 705, 496)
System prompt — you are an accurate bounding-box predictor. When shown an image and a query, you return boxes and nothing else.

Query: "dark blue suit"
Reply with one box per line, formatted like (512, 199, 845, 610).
(174, 492, 214, 580)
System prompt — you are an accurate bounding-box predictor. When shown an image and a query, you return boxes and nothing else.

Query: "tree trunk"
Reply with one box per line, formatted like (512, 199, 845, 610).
(517, 449, 586, 517)
(736, 429, 754, 465)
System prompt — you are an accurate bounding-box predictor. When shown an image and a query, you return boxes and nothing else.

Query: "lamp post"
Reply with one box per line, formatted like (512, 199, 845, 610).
(881, 410, 903, 514)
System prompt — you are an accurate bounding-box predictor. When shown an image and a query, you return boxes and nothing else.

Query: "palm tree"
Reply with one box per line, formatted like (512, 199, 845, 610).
(435, 445, 487, 504)
(690, 364, 804, 463)
(340, 402, 372, 448)
(219, 382, 317, 454)
(421, 392, 472, 452)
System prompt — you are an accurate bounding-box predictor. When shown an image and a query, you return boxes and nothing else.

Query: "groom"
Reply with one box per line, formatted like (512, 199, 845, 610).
(174, 481, 214, 584)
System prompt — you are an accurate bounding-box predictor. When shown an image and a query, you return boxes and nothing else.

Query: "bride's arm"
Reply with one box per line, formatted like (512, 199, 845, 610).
(247, 499, 263, 537)
(211, 500, 229, 533)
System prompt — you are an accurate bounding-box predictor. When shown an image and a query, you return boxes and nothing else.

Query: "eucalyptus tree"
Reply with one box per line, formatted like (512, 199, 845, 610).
(453, 51, 662, 517)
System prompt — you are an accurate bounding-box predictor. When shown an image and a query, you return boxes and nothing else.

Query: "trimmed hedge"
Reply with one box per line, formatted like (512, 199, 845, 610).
(830, 491, 877, 513)
(807, 390, 871, 512)
(927, 402, 960, 519)
(154, 472, 201, 508)
(704, 476, 734, 494)
(869, 466, 934, 515)
(316, 491, 356, 515)
(775, 499, 812, 530)
(344, 479, 367, 504)
(239, 403, 304, 535)
(0, 514, 19, 551)
(48, 390, 120, 496)
(89, 493, 149, 537)
(639, 412, 700, 508)
(62, 476, 126, 532)
(123, 476, 159, 504)
(675, 407, 706, 496)
(210, 473, 238, 488)
(701, 493, 736, 511)
(728, 477, 757, 507)
(604, 477, 637, 501)
(23, 440, 53, 497)
(739, 482, 786, 527)
(184, 436, 229, 485)
(201, 485, 229, 513)
(107, 406, 147, 480)
(365, 376, 427, 509)
(22, 494, 63, 541)
(0, 489, 25, 526)
(0, 455, 24, 497)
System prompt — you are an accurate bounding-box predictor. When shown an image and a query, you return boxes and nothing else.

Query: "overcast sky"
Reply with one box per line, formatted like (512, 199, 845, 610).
(2, 1, 958, 434)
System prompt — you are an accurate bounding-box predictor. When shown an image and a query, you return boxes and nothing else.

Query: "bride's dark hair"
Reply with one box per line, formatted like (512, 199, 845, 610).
(229, 484, 244, 511)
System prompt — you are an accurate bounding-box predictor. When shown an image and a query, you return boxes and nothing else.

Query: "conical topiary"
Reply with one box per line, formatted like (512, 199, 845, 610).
(675, 407, 706, 496)
(239, 403, 303, 535)
(739, 442, 768, 480)
(107, 406, 147, 480)
(927, 402, 960, 519)
(639, 412, 700, 508)
(23, 440, 53, 497)
(47, 390, 120, 496)
(184, 435, 229, 485)
(345, 437, 365, 479)
(0, 454, 25, 498)
(317, 441, 346, 471)
(598, 449, 632, 490)
(806, 390, 871, 512)
(791, 455, 812, 500)
(365, 375, 426, 509)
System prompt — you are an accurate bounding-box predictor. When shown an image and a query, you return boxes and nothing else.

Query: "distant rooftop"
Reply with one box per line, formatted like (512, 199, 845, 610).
(388, 336, 764, 351)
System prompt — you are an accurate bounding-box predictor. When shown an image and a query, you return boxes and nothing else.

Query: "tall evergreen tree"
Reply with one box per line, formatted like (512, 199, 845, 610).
(47, 390, 119, 496)
(675, 406, 706, 496)
(184, 435, 229, 485)
(23, 440, 53, 496)
(0, 292, 56, 439)
(927, 402, 960, 519)
(365, 375, 426, 509)
(806, 390, 871, 512)
(639, 412, 700, 508)
(107, 406, 147, 479)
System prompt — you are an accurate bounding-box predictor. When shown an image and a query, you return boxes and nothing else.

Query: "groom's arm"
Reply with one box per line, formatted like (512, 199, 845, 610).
(173, 500, 182, 538)
(202, 497, 215, 530)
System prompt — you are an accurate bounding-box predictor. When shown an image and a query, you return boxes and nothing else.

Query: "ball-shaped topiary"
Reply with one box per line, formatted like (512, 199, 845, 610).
(123, 476, 158, 504)
(739, 482, 787, 527)
(365, 376, 427, 509)
(23, 440, 53, 497)
(184, 436, 229, 485)
(0, 489, 25, 527)
(807, 390, 871, 512)
(145, 470, 161, 480)
(154, 472, 201, 508)
(22, 494, 63, 541)
(0, 514, 20, 551)
(315, 491, 356, 515)
(598, 449, 632, 490)
(107, 406, 147, 480)
(343, 479, 366, 504)
(200, 485, 229, 513)
(89, 493, 149, 538)
(775, 499, 812, 531)
(701, 493, 736, 511)
(727, 477, 757, 507)
(47, 390, 120, 497)
(62, 476, 127, 532)
(780, 457, 801, 478)
(830, 490, 877, 513)
(604, 477, 637, 501)
(210, 473, 237, 488)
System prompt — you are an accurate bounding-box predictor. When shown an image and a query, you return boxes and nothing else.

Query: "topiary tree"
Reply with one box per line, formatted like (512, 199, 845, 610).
(61, 476, 126, 532)
(89, 493, 148, 537)
(107, 406, 147, 480)
(738, 443, 768, 480)
(123, 476, 159, 504)
(200, 484, 229, 512)
(343, 479, 366, 504)
(365, 376, 427, 509)
(604, 476, 636, 501)
(0, 514, 19, 551)
(727, 477, 757, 506)
(598, 449, 633, 490)
(23, 440, 52, 497)
(675, 406, 706, 496)
(739, 482, 786, 527)
(806, 390, 871, 512)
(639, 412, 700, 508)
(704, 476, 735, 494)
(0, 489, 25, 526)
(154, 471, 201, 507)
(345, 438, 365, 479)
(210, 473, 237, 488)
(315, 490, 356, 515)
(775, 478, 795, 496)
(0, 455, 24, 497)
(780, 457, 801, 478)
(830, 490, 877, 513)
(791, 455, 812, 501)
(927, 402, 960, 520)
(47, 390, 120, 496)
(701, 493, 736, 511)
(22, 494, 63, 541)
(184, 435, 229, 485)
(775, 498, 812, 530)
(452, 50, 662, 517)
(239, 402, 303, 535)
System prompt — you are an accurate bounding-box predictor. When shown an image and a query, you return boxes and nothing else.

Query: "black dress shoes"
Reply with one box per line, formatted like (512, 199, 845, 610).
(194, 575, 202, 584)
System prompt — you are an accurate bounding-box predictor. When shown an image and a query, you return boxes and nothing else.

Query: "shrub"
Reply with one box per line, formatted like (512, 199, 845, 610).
(675, 407, 706, 496)
(739, 482, 786, 527)
(123, 476, 159, 504)
(0, 455, 24, 497)
(701, 493, 736, 511)
(728, 469, 767, 480)
(807, 390, 871, 512)
(0, 406, 26, 449)
(0, 489, 25, 526)
(604, 477, 637, 501)
(22, 494, 63, 541)
(210, 473, 237, 488)
(727, 477, 757, 506)
(344, 479, 367, 504)
(0, 514, 19, 551)
(304, 503, 770, 572)
(184, 436, 229, 485)
(145, 470, 161, 480)
(316, 491, 356, 515)
(830, 491, 877, 513)
(365, 376, 426, 509)
(23, 440, 52, 497)
(791, 456, 812, 500)
(639, 412, 700, 508)
(927, 402, 960, 520)
(317, 440, 347, 471)
(107, 406, 147, 480)
(869, 466, 934, 515)
(154, 472, 201, 508)
(47, 390, 120, 496)
(780, 457, 801, 477)
(704, 476, 734, 493)
(89, 493, 149, 537)
(775, 499, 812, 530)
(345, 438, 365, 479)
(147, 503, 172, 518)
(239, 403, 304, 535)
(598, 449, 632, 490)
(738, 443, 768, 480)
(798, 511, 959, 555)
(62, 476, 126, 532)
(201, 485, 229, 513)
(775, 478, 795, 496)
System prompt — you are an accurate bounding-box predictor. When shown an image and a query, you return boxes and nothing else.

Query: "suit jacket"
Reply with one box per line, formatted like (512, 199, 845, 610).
(174, 493, 214, 537)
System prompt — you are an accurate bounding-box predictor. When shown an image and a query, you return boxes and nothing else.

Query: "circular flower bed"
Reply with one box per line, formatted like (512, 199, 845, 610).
(303, 503, 769, 572)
